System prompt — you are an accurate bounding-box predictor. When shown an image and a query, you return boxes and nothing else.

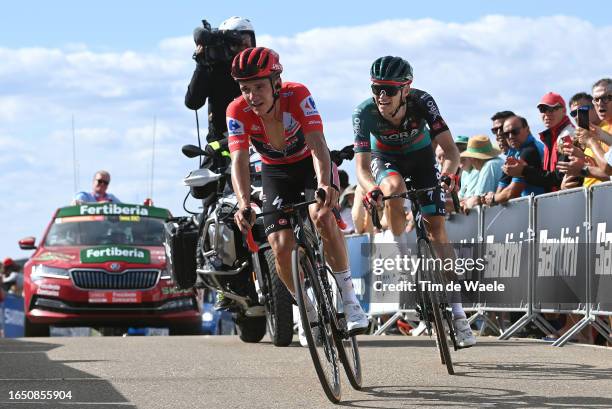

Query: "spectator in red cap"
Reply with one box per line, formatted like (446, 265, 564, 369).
(2, 258, 21, 293)
(504, 92, 574, 192)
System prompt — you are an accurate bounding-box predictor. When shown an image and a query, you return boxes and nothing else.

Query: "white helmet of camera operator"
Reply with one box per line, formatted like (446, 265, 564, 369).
(219, 17, 254, 32)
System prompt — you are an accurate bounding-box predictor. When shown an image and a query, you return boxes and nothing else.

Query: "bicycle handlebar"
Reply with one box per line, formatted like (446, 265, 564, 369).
(242, 189, 347, 252)
(368, 179, 461, 230)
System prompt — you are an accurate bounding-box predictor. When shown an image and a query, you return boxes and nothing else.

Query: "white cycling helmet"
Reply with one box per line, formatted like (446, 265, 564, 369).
(219, 16, 254, 32)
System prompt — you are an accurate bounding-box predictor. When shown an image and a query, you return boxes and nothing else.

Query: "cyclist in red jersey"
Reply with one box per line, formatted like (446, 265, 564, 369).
(227, 47, 368, 338)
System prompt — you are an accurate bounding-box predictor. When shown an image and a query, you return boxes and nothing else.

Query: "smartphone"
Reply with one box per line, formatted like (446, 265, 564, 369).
(577, 106, 590, 129)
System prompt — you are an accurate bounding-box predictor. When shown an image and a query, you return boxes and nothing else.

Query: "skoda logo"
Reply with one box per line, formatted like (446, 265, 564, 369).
(109, 262, 121, 271)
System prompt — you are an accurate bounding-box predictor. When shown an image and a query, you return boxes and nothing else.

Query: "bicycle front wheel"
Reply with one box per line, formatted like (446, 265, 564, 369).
(292, 247, 342, 403)
(334, 328, 362, 389)
(418, 238, 454, 375)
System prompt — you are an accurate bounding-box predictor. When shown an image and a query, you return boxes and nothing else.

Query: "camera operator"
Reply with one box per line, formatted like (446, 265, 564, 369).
(185, 16, 255, 145)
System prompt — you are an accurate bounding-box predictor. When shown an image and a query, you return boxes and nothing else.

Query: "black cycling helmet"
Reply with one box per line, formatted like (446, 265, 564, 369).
(370, 56, 413, 84)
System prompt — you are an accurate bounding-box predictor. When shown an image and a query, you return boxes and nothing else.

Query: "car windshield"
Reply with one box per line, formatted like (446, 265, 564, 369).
(44, 215, 165, 247)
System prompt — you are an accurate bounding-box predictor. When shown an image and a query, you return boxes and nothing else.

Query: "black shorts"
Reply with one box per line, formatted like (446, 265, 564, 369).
(261, 157, 317, 236)
(371, 146, 445, 216)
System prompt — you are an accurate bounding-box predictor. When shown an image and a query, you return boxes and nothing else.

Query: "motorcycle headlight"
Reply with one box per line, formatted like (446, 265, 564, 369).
(31, 264, 70, 280)
(202, 312, 214, 322)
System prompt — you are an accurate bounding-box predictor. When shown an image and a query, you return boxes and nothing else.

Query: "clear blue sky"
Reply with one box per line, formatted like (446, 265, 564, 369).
(2, 0, 608, 50)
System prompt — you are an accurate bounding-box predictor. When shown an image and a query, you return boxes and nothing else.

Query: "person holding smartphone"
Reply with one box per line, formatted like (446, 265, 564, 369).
(503, 92, 574, 193)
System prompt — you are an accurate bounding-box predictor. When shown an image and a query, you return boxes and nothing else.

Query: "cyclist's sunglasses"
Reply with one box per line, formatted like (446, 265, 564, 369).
(96, 179, 110, 185)
(371, 84, 402, 97)
(570, 105, 591, 118)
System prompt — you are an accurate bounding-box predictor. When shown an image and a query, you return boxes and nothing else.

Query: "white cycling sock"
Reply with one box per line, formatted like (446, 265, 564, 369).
(334, 269, 360, 305)
(451, 303, 466, 320)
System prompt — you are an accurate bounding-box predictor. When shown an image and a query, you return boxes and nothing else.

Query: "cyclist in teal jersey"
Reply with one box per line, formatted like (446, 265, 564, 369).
(355, 56, 476, 348)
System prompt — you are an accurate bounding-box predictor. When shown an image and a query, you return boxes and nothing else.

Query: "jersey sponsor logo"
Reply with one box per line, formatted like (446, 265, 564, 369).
(426, 99, 441, 120)
(354, 141, 369, 148)
(227, 118, 245, 136)
(353, 117, 361, 134)
(272, 196, 283, 209)
(283, 112, 299, 133)
(300, 96, 319, 117)
(380, 129, 420, 142)
(308, 120, 322, 126)
(228, 138, 245, 147)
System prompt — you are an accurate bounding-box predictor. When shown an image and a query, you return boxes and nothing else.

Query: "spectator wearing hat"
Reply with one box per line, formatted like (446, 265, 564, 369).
(459, 136, 504, 210)
(505, 92, 574, 192)
(455, 135, 479, 202)
(73, 170, 121, 205)
(2, 258, 22, 294)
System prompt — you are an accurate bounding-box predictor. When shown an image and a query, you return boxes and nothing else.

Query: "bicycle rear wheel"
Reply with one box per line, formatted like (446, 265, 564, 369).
(418, 238, 454, 375)
(292, 247, 342, 403)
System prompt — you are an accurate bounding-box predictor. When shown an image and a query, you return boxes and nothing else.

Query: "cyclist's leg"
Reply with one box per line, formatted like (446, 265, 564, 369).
(371, 155, 407, 238)
(261, 161, 304, 295)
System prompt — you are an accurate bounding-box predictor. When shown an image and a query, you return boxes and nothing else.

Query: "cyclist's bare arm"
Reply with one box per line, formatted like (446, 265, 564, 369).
(305, 131, 336, 207)
(432, 131, 460, 175)
(356, 151, 377, 192)
(230, 149, 253, 231)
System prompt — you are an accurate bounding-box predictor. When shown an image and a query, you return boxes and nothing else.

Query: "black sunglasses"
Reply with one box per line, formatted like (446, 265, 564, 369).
(491, 126, 503, 135)
(570, 105, 591, 118)
(538, 105, 562, 114)
(371, 84, 402, 97)
(502, 127, 522, 138)
(96, 179, 109, 185)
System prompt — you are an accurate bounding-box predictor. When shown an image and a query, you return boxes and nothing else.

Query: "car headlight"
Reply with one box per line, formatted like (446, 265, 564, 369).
(160, 266, 172, 280)
(202, 312, 214, 322)
(31, 264, 70, 280)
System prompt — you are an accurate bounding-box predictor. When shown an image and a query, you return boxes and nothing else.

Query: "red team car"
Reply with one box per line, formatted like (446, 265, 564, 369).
(19, 202, 202, 336)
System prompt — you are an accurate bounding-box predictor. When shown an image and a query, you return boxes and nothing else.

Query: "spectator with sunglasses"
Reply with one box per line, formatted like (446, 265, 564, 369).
(490, 111, 516, 155)
(73, 170, 121, 204)
(484, 116, 544, 206)
(558, 79, 612, 181)
(503, 92, 573, 193)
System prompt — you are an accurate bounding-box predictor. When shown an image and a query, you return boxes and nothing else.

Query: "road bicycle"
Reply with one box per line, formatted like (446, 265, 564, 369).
(247, 189, 362, 403)
(369, 177, 459, 375)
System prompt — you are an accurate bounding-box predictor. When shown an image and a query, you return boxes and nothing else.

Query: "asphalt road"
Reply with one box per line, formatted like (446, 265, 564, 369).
(0, 335, 611, 409)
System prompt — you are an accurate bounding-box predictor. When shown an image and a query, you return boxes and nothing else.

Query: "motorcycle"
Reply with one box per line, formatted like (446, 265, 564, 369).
(164, 141, 355, 345)
(164, 141, 294, 345)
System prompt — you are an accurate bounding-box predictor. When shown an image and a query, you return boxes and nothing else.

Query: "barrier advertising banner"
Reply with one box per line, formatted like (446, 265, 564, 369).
(481, 197, 531, 308)
(590, 182, 612, 312)
(534, 189, 588, 312)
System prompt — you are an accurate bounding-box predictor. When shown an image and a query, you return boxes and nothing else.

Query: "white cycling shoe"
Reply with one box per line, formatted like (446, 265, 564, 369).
(454, 318, 476, 348)
(344, 302, 369, 335)
(297, 299, 320, 347)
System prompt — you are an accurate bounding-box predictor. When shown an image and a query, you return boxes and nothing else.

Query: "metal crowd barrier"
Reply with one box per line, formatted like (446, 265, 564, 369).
(348, 182, 612, 346)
